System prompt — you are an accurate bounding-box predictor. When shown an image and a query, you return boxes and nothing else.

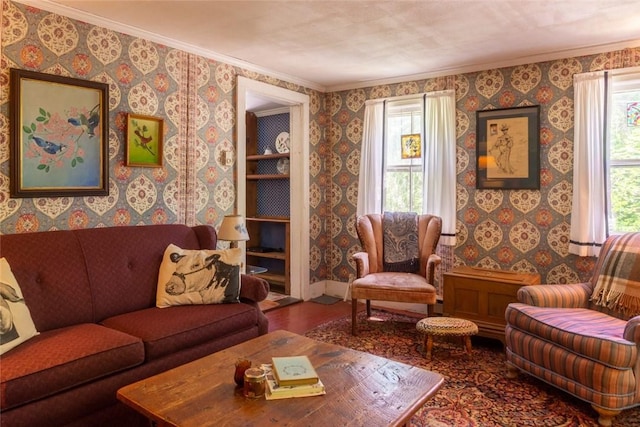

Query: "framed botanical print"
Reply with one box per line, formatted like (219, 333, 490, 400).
(125, 113, 164, 167)
(10, 68, 109, 197)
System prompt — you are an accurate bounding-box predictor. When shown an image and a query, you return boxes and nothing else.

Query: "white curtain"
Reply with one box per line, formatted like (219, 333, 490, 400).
(569, 71, 608, 257)
(422, 90, 457, 246)
(357, 99, 385, 216)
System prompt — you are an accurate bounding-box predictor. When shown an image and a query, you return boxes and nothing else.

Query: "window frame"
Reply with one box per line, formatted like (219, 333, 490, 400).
(605, 71, 640, 234)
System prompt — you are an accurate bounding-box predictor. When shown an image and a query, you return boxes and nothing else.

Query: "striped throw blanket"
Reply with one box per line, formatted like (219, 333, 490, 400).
(383, 211, 419, 273)
(591, 233, 640, 318)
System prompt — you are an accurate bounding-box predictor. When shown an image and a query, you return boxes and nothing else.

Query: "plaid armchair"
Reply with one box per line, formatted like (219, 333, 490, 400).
(505, 233, 640, 427)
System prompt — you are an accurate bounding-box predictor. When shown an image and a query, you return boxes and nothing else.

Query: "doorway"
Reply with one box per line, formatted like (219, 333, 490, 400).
(236, 77, 310, 301)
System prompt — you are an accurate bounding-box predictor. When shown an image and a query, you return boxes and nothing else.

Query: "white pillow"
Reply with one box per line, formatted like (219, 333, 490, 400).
(0, 257, 39, 355)
(156, 244, 242, 308)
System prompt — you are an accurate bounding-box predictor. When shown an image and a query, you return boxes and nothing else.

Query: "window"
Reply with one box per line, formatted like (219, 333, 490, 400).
(383, 99, 423, 212)
(358, 91, 456, 246)
(607, 74, 640, 234)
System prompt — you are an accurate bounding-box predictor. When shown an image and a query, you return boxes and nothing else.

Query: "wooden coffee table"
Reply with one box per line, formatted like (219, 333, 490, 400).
(117, 330, 444, 426)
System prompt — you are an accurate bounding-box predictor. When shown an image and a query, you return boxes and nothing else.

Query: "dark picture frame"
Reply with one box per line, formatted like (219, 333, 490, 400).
(10, 68, 109, 198)
(125, 113, 164, 167)
(476, 105, 540, 190)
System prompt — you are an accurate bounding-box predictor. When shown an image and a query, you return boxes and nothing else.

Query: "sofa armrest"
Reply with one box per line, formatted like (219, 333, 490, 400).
(517, 282, 592, 308)
(623, 316, 640, 343)
(425, 253, 441, 284)
(239, 274, 269, 303)
(352, 252, 370, 278)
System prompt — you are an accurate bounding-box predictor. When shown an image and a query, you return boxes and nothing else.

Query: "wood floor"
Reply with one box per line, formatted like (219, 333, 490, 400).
(264, 300, 425, 334)
(264, 300, 359, 334)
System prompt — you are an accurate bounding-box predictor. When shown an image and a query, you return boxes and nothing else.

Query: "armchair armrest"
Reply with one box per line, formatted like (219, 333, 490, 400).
(517, 282, 591, 308)
(425, 253, 441, 284)
(239, 274, 269, 303)
(352, 252, 370, 278)
(623, 316, 640, 343)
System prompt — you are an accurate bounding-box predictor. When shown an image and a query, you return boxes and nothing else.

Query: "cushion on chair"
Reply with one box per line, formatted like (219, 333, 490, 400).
(506, 303, 636, 368)
(101, 303, 258, 361)
(0, 323, 144, 411)
(352, 272, 437, 304)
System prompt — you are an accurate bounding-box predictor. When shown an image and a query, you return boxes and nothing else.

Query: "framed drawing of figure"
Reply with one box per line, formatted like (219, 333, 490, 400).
(476, 105, 540, 190)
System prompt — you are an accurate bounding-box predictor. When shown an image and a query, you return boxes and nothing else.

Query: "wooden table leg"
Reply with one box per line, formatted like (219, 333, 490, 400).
(425, 335, 434, 360)
(464, 335, 472, 355)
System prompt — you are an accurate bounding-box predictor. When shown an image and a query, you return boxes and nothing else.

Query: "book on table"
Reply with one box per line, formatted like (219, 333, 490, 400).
(262, 364, 325, 400)
(271, 355, 319, 387)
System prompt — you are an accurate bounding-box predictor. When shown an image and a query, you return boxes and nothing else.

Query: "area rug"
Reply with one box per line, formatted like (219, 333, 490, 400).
(304, 310, 640, 427)
(310, 294, 342, 305)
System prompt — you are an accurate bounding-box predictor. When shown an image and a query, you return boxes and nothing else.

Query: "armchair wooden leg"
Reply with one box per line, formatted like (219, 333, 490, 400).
(427, 303, 434, 317)
(366, 300, 371, 317)
(505, 363, 519, 379)
(352, 298, 358, 335)
(591, 405, 620, 427)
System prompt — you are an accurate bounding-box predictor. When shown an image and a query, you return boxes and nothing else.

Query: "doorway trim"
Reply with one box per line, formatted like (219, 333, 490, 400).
(236, 77, 310, 301)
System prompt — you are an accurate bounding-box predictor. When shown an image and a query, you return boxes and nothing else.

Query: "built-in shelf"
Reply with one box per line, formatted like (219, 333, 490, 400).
(247, 174, 289, 180)
(254, 271, 285, 285)
(247, 153, 290, 161)
(246, 250, 286, 260)
(245, 111, 291, 295)
(246, 216, 290, 223)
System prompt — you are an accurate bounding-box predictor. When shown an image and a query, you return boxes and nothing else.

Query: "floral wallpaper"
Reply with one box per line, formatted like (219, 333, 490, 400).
(2, 0, 640, 293)
(0, 0, 329, 283)
(327, 49, 640, 289)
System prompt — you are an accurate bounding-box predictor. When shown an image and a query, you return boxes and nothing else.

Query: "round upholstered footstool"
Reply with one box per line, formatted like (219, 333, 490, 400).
(416, 317, 478, 360)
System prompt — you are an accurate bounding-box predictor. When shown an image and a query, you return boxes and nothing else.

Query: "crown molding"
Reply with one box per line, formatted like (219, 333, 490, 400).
(16, 1, 640, 95)
(16, 0, 327, 92)
(326, 39, 640, 92)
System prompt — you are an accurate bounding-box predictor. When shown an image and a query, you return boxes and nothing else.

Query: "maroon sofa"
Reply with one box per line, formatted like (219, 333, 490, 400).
(0, 224, 269, 427)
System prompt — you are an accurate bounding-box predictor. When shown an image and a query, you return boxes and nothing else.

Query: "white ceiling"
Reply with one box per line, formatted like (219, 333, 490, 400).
(20, 0, 640, 92)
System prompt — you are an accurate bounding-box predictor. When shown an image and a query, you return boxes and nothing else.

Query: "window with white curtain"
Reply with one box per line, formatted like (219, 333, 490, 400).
(357, 91, 456, 246)
(383, 99, 423, 212)
(607, 74, 640, 234)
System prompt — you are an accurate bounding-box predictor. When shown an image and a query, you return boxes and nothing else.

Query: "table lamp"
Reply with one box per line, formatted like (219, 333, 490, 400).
(218, 214, 249, 248)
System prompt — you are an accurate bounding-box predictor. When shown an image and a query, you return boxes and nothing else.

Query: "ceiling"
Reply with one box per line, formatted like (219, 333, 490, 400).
(21, 0, 640, 92)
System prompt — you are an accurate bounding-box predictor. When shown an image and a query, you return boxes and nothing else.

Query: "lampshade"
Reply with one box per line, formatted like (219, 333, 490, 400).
(218, 215, 250, 243)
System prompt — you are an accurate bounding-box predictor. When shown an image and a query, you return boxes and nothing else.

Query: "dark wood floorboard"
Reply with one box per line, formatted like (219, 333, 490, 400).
(265, 300, 357, 334)
(264, 300, 423, 334)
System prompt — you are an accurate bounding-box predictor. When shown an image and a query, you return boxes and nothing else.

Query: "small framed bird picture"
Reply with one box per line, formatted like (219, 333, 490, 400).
(9, 68, 109, 198)
(125, 114, 164, 168)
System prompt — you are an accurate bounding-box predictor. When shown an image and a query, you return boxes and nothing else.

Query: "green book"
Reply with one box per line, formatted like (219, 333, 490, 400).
(263, 366, 326, 400)
(271, 356, 319, 387)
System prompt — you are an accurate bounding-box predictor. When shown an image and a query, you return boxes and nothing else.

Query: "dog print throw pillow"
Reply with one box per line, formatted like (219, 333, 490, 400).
(0, 258, 39, 355)
(156, 244, 242, 308)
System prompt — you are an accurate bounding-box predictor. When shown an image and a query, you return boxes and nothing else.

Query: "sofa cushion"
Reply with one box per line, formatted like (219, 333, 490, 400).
(0, 323, 144, 411)
(156, 245, 242, 307)
(101, 303, 258, 361)
(0, 258, 39, 355)
(0, 231, 94, 331)
(74, 225, 210, 321)
(506, 303, 636, 368)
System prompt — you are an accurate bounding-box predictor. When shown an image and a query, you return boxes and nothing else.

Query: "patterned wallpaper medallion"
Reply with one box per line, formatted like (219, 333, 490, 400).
(326, 48, 640, 291)
(2, 0, 640, 291)
(0, 0, 326, 284)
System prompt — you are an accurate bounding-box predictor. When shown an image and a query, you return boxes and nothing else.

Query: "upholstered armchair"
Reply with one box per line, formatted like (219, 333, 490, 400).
(505, 232, 640, 426)
(351, 213, 442, 335)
